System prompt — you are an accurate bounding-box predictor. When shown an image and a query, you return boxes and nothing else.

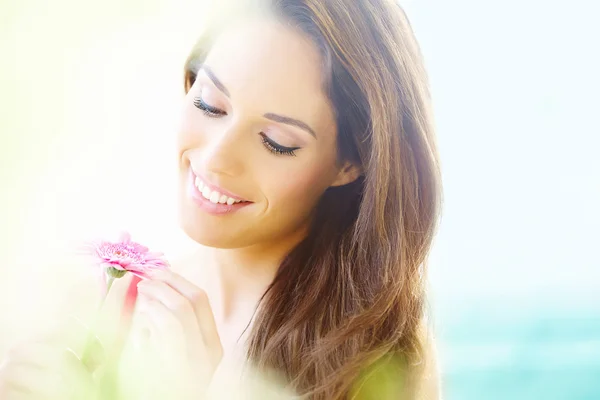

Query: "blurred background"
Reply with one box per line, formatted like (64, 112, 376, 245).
(1, 0, 598, 399)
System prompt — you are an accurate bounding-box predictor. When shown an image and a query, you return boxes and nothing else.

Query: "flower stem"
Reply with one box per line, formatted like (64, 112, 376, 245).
(105, 276, 115, 296)
(80, 270, 121, 372)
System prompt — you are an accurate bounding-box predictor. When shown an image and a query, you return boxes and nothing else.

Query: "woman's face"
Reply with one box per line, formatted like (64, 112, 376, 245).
(177, 16, 357, 249)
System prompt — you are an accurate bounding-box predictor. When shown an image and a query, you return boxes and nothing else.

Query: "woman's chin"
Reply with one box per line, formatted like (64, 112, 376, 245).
(179, 216, 248, 249)
(178, 192, 264, 249)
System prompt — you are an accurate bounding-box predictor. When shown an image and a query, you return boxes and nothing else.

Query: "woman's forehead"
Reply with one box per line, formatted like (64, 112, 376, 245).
(201, 17, 333, 123)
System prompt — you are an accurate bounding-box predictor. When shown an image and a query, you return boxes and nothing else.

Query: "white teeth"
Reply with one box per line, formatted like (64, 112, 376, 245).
(195, 177, 203, 191)
(209, 191, 220, 204)
(194, 175, 245, 206)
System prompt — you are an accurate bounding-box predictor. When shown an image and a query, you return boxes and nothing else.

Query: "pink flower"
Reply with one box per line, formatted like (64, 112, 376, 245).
(90, 232, 169, 276)
(84, 231, 169, 294)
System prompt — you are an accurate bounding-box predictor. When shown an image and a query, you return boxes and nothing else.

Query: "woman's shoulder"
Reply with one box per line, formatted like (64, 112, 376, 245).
(352, 317, 441, 400)
(415, 316, 442, 399)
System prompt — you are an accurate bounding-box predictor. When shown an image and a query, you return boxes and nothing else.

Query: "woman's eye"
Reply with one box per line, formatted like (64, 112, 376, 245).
(193, 96, 226, 117)
(259, 133, 300, 157)
(191, 97, 299, 157)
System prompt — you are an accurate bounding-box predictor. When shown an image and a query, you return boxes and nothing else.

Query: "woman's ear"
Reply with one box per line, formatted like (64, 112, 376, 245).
(329, 162, 362, 188)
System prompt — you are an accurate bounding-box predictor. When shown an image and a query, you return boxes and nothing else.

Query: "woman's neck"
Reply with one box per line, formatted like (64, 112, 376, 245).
(176, 225, 309, 348)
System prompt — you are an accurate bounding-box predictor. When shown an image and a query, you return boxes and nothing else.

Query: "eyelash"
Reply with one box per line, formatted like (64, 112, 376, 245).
(193, 96, 225, 117)
(259, 133, 298, 157)
(193, 96, 300, 157)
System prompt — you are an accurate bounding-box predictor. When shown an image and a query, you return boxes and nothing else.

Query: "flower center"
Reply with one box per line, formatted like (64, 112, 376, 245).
(101, 243, 146, 264)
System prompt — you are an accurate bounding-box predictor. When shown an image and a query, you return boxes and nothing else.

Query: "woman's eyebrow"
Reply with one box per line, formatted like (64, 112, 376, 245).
(263, 113, 317, 139)
(200, 65, 230, 97)
(199, 64, 317, 140)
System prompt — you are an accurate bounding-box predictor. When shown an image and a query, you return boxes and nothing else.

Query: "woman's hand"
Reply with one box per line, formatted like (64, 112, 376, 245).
(0, 318, 103, 399)
(134, 269, 223, 399)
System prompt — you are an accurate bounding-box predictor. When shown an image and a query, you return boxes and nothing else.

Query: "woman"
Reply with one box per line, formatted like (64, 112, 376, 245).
(0, 0, 442, 398)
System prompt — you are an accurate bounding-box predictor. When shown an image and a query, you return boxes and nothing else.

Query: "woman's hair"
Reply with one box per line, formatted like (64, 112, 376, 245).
(183, 0, 442, 398)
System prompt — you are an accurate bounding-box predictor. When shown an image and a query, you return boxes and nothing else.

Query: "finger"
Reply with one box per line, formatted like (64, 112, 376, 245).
(137, 294, 210, 393)
(136, 294, 189, 365)
(145, 270, 222, 352)
(136, 280, 202, 339)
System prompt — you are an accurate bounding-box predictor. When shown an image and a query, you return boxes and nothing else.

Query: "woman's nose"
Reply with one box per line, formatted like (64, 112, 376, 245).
(202, 123, 248, 178)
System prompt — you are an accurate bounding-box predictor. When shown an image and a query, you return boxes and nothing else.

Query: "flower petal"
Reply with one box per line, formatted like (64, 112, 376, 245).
(124, 264, 144, 274)
(130, 243, 149, 253)
(119, 231, 132, 244)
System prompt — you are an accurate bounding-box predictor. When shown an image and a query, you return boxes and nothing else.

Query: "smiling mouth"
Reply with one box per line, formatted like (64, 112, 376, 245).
(189, 170, 251, 206)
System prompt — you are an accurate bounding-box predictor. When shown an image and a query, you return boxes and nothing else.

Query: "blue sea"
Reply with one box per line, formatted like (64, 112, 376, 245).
(435, 295, 600, 399)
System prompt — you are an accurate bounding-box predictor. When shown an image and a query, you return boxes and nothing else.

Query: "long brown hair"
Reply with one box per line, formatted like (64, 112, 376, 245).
(184, 1, 442, 398)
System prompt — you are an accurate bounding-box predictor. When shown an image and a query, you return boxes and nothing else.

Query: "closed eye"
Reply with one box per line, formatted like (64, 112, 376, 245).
(193, 95, 301, 157)
(259, 133, 300, 157)
(193, 96, 226, 117)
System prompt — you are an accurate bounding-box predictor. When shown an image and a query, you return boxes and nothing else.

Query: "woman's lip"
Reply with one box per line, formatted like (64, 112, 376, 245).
(187, 171, 253, 215)
(189, 169, 250, 202)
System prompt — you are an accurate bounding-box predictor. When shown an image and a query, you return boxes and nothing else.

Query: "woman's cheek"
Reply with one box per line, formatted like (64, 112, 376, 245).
(177, 102, 208, 151)
(269, 161, 333, 211)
